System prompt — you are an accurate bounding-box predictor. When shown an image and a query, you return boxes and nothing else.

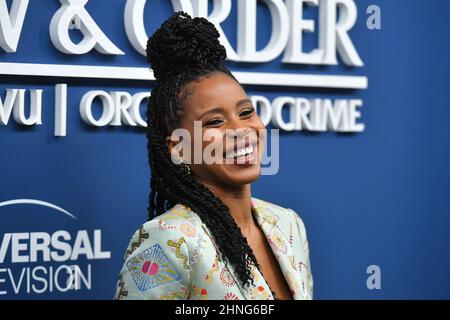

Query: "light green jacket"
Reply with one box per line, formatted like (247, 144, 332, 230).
(114, 197, 313, 300)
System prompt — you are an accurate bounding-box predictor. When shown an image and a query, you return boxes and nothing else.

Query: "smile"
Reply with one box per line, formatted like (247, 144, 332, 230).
(225, 143, 254, 159)
(224, 141, 257, 165)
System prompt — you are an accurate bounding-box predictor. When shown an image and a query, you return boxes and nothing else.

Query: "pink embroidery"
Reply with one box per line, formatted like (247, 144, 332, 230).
(224, 292, 239, 300)
(126, 244, 181, 291)
(219, 269, 235, 287)
(180, 222, 196, 237)
(141, 261, 159, 275)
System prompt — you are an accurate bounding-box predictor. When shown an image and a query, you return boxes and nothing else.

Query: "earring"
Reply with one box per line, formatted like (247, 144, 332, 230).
(179, 159, 191, 175)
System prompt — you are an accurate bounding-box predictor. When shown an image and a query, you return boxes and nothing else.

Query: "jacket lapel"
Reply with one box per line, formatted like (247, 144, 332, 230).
(250, 198, 306, 300)
(201, 222, 265, 300)
(199, 198, 306, 300)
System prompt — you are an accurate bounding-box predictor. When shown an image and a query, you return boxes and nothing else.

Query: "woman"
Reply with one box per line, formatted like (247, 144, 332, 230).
(114, 11, 313, 300)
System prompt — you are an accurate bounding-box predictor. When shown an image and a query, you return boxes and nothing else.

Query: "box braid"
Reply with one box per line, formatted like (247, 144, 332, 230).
(145, 11, 260, 289)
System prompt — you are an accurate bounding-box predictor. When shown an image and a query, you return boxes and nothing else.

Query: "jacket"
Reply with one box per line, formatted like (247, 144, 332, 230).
(114, 197, 313, 300)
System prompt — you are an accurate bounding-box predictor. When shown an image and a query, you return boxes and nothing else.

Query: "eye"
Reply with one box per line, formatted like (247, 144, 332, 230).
(204, 118, 224, 127)
(239, 108, 255, 118)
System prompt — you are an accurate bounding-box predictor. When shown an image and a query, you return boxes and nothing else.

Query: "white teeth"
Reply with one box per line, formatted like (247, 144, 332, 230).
(226, 144, 254, 159)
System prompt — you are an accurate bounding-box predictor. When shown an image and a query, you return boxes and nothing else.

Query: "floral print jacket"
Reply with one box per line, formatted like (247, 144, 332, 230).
(114, 197, 313, 300)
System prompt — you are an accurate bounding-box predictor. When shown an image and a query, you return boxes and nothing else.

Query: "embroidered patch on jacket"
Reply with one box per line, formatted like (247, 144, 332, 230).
(220, 268, 235, 287)
(180, 222, 197, 238)
(158, 219, 176, 231)
(126, 244, 181, 291)
(191, 231, 207, 265)
(167, 237, 189, 270)
(268, 229, 288, 254)
(125, 226, 149, 260)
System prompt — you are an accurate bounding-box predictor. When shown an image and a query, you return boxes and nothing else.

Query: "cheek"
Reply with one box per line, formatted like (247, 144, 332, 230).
(252, 115, 266, 130)
(201, 129, 225, 159)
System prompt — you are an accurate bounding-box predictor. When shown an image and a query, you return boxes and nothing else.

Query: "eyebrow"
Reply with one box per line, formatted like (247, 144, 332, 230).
(197, 98, 253, 119)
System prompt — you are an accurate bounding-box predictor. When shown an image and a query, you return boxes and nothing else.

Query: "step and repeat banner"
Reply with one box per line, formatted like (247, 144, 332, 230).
(1, 0, 449, 299)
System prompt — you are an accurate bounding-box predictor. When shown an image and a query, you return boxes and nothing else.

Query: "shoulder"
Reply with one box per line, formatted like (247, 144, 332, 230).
(148, 203, 202, 229)
(124, 204, 203, 259)
(115, 204, 198, 299)
(141, 203, 201, 234)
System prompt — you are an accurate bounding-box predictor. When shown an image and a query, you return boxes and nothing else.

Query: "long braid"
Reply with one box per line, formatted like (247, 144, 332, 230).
(145, 12, 260, 289)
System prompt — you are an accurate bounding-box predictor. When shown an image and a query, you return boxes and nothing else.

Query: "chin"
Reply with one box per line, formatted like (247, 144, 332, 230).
(223, 164, 261, 186)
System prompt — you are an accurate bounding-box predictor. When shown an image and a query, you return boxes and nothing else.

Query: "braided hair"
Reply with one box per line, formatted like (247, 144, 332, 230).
(145, 11, 260, 289)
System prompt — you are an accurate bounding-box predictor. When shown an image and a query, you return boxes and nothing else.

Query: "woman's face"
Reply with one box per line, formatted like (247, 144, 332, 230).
(167, 71, 266, 189)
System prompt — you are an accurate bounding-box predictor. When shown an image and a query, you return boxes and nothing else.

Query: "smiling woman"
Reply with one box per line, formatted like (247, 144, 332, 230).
(114, 11, 313, 300)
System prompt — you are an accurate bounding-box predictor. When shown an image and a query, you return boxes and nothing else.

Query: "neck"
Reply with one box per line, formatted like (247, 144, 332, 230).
(196, 178, 255, 234)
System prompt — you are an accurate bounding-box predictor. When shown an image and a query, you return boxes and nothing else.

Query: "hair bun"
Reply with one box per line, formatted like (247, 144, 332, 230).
(146, 11, 227, 81)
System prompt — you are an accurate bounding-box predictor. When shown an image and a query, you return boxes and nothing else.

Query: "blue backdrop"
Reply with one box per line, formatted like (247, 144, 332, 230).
(0, 0, 449, 299)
